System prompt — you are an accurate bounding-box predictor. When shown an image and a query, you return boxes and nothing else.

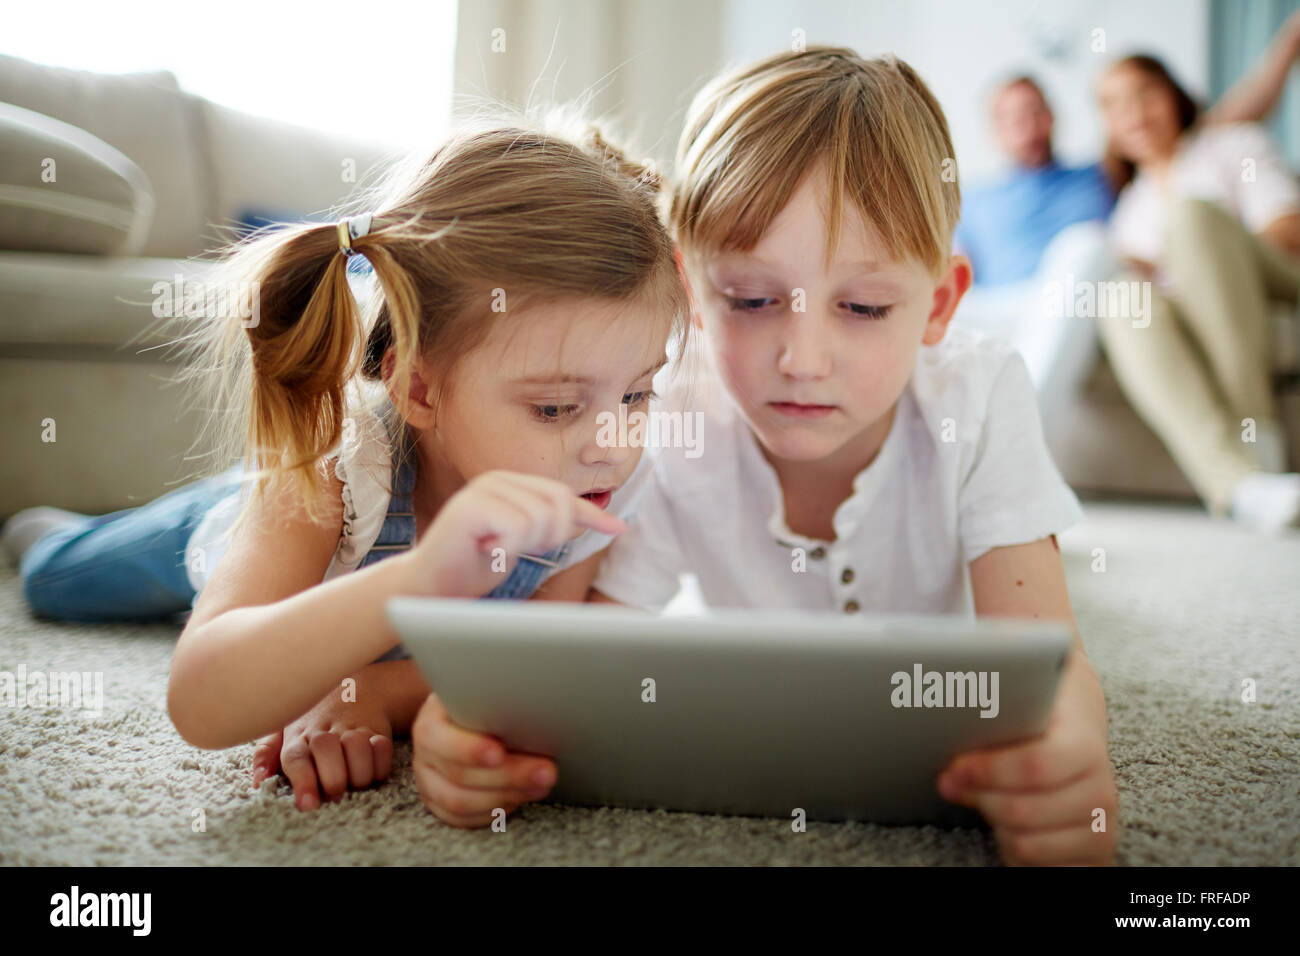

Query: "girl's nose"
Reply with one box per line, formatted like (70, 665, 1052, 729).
(580, 413, 638, 468)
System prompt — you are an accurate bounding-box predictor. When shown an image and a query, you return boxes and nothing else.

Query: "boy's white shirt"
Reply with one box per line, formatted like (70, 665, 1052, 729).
(593, 324, 1084, 615)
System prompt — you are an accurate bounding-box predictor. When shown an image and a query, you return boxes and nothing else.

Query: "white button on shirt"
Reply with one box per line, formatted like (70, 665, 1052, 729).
(592, 325, 1084, 616)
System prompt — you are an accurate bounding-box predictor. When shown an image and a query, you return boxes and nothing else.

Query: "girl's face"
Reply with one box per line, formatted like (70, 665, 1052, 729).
(1098, 64, 1183, 165)
(693, 166, 962, 470)
(414, 295, 672, 507)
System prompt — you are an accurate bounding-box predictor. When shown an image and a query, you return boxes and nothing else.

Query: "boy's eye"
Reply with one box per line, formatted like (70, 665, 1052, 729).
(726, 295, 777, 312)
(622, 389, 657, 406)
(530, 403, 581, 423)
(845, 302, 892, 319)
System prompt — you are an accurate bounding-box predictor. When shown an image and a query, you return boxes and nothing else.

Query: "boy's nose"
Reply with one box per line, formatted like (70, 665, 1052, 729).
(775, 315, 833, 379)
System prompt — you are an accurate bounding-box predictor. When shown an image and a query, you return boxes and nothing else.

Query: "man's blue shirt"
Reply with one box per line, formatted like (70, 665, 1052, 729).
(955, 161, 1115, 286)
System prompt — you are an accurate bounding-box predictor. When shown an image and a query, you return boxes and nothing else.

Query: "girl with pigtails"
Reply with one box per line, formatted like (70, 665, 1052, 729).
(8, 118, 690, 818)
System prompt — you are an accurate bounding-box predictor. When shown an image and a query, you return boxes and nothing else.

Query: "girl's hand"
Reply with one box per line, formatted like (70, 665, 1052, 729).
(250, 678, 395, 810)
(411, 693, 557, 827)
(403, 470, 627, 599)
(936, 661, 1120, 865)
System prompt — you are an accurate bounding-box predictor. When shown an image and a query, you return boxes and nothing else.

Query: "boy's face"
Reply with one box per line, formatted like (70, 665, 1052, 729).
(692, 167, 969, 468)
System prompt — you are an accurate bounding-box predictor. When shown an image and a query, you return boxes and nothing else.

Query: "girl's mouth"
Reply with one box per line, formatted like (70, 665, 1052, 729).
(580, 489, 614, 510)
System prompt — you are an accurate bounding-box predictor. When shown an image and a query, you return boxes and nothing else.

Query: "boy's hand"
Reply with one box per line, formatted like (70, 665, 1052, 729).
(250, 676, 394, 810)
(412, 693, 557, 827)
(937, 658, 1120, 865)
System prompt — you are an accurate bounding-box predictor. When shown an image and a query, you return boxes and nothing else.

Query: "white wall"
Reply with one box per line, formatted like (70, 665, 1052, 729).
(721, 0, 1209, 183)
(453, 0, 725, 167)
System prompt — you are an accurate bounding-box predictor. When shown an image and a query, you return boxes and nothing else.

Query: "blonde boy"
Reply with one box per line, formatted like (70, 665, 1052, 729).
(586, 48, 1119, 866)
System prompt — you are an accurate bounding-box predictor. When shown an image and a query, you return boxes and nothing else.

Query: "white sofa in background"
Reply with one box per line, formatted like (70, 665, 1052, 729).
(0, 54, 393, 515)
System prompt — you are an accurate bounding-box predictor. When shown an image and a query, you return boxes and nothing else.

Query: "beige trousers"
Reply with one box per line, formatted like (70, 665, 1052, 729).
(1096, 198, 1300, 516)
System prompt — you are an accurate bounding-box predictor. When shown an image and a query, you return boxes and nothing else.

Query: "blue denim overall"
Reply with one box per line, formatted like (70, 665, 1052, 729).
(19, 437, 569, 635)
(362, 447, 569, 661)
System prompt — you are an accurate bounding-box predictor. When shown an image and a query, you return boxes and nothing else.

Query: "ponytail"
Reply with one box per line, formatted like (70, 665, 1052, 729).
(158, 217, 374, 528)
(241, 222, 363, 513)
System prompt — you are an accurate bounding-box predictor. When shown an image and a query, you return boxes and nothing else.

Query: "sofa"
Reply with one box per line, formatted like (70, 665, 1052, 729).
(0, 54, 390, 516)
(1046, 327, 1300, 498)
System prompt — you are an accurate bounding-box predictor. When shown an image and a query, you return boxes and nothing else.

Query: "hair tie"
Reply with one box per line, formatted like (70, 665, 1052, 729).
(336, 213, 373, 256)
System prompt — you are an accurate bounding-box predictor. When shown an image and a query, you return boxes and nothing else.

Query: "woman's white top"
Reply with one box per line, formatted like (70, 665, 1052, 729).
(1109, 121, 1300, 269)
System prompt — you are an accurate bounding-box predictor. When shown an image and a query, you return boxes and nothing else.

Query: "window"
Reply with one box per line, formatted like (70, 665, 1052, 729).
(6, 0, 457, 147)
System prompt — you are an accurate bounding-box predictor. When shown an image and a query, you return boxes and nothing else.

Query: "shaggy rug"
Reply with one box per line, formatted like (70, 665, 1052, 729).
(1, 498, 1296, 865)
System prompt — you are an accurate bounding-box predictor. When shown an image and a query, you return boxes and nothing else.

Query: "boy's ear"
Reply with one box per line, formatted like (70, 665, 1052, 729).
(921, 253, 973, 346)
(381, 349, 440, 429)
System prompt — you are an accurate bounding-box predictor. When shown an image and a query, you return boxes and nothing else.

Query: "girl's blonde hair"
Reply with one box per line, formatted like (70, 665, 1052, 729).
(172, 115, 689, 525)
(670, 47, 961, 275)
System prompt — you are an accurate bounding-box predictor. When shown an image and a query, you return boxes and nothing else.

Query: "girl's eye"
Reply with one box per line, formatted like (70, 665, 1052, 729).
(726, 296, 777, 312)
(622, 389, 657, 406)
(530, 403, 580, 423)
(845, 302, 892, 319)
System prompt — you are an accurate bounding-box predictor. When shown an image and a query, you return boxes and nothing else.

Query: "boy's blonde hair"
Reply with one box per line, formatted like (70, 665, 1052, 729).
(670, 47, 960, 275)
(173, 116, 689, 524)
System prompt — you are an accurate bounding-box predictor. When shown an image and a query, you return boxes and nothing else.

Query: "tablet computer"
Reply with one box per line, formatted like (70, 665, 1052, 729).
(388, 597, 1071, 826)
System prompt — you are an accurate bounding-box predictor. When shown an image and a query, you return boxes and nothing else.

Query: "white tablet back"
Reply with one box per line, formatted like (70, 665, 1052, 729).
(389, 598, 1070, 826)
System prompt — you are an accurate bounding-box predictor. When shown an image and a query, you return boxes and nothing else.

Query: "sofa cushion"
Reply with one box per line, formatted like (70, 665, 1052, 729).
(0, 54, 215, 259)
(0, 102, 154, 256)
(0, 251, 216, 350)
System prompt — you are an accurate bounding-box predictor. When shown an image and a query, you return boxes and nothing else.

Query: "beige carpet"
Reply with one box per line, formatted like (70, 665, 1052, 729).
(1, 498, 1296, 866)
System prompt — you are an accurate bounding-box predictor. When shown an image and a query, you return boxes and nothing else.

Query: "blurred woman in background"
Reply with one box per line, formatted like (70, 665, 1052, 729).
(1096, 52, 1300, 533)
